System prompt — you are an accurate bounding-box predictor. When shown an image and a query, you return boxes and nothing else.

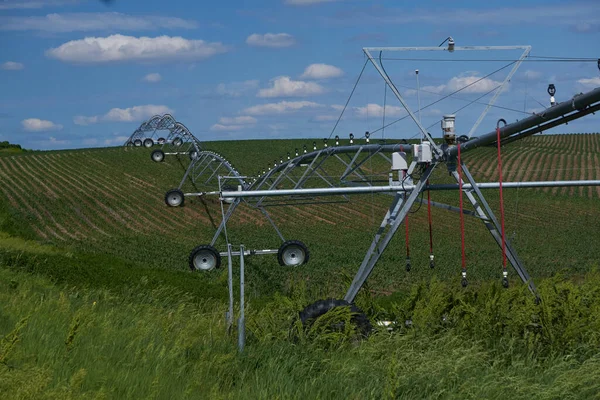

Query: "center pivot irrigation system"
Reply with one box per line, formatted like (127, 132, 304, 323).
(124, 114, 202, 162)
(165, 40, 600, 329)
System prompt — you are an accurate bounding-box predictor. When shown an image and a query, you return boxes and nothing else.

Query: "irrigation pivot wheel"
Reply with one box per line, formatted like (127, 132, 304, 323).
(151, 149, 165, 163)
(277, 240, 309, 266)
(165, 189, 185, 207)
(189, 149, 199, 160)
(172, 137, 183, 147)
(133, 139, 143, 147)
(299, 298, 372, 338)
(189, 245, 221, 271)
(157, 137, 166, 144)
(143, 138, 154, 148)
(126, 141, 133, 147)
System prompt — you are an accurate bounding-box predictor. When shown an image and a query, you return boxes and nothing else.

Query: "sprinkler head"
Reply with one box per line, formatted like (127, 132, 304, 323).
(461, 278, 468, 288)
(502, 277, 509, 288)
(335, 135, 340, 146)
(405, 257, 411, 272)
(429, 254, 435, 269)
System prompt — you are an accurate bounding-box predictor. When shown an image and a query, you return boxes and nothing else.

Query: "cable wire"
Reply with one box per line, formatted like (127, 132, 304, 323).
(329, 58, 369, 139)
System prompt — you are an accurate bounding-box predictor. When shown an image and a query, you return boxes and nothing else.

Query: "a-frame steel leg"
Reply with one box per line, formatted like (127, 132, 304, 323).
(456, 163, 538, 298)
(344, 164, 436, 303)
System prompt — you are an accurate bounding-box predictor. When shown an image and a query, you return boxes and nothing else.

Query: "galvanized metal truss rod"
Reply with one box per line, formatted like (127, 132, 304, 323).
(344, 164, 437, 303)
(210, 199, 242, 247)
(467, 46, 531, 138)
(363, 48, 443, 157)
(220, 179, 600, 198)
(454, 164, 537, 297)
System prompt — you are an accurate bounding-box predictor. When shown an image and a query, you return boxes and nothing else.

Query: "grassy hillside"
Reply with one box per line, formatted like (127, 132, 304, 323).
(1, 134, 600, 398)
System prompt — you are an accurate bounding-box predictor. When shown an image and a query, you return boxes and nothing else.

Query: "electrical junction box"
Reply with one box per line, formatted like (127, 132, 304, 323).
(413, 142, 432, 163)
(391, 152, 408, 171)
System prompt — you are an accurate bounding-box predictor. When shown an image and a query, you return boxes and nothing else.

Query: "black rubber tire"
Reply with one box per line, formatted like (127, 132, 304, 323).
(189, 149, 199, 160)
(299, 298, 372, 338)
(133, 139, 143, 147)
(277, 240, 309, 266)
(165, 189, 184, 207)
(172, 137, 183, 147)
(157, 137, 166, 145)
(151, 149, 165, 163)
(188, 245, 221, 271)
(125, 141, 133, 147)
(143, 138, 154, 148)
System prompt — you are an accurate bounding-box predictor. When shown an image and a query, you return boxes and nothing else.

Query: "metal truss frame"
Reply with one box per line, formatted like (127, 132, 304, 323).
(166, 41, 600, 302)
(124, 114, 202, 160)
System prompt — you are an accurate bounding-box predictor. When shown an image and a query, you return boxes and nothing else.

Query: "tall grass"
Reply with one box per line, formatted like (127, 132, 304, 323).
(2, 264, 600, 399)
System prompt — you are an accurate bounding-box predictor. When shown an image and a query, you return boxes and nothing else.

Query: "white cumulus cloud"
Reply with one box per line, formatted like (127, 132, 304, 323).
(300, 63, 344, 79)
(21, 118, 63, 132)
(210, 124, 246, 132)
(216, 80, 259, 97)
(577, 77, 600, 89)
(243, 101, 323, 115)
(314, 115, 338, 121)
(258, 76, 325, 98)
(46, 34, 228, 64)
(1, 61, 24, 70)
(353, 104, 405, 118)
(210, 116, 257, 131)
(246, 33, 295, 48)
(143, 73, 162, 83)
(74, 104, 173, 125)
(0, 12, 198, 32)
(218, 116, 257, 125)
(405, 73, 505, 96)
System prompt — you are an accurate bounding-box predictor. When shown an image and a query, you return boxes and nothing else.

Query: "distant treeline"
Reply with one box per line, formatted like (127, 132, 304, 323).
(0, 141, 26, 151)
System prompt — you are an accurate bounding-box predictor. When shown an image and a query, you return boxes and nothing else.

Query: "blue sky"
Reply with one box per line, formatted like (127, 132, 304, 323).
(0, 0, 599, 150)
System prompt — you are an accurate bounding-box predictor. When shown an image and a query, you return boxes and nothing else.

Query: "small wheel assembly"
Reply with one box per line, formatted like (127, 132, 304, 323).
(172, 137, 183, 147)
(277, 240, 309, 266)
(165, 189, 184, 207)
(133, 139, 143, 147)
(151, 149, 165, 163)
(157, 137, 166, 145)
(143, 138, 154, 148)
(188, 245, 221, 271)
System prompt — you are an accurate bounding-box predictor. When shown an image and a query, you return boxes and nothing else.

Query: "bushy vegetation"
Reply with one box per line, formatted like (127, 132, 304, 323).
(0, 141, 26, 154)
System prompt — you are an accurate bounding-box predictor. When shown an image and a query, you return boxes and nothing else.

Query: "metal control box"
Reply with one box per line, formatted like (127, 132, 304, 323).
(413, 142, 432, 163)
(392, 152, 408, 171)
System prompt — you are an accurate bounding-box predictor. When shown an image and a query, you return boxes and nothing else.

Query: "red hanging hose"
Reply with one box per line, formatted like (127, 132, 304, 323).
(496, 119, 509, 287)
(427, 176, 435, 268)
(458, 143, 467, 286)
(403, 170, 411, 271)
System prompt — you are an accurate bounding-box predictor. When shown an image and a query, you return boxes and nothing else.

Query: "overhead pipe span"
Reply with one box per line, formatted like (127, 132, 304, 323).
(218, 179, 600, 198)
(448, 87, 600, 157)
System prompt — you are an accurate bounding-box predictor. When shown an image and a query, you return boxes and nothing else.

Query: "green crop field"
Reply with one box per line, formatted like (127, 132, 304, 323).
(1, 134, 600, 398)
